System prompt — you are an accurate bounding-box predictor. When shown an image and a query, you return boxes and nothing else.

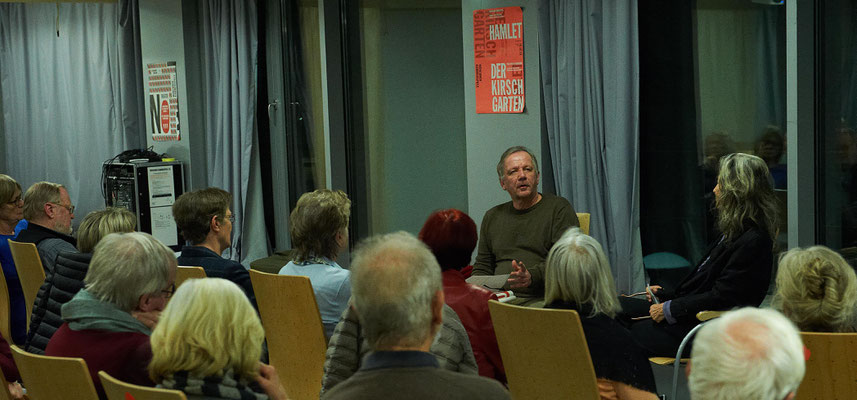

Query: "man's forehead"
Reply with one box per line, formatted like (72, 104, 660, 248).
(504, 151, 534, 167)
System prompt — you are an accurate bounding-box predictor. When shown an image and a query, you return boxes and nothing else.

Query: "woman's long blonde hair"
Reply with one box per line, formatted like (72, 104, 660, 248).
(714, 153, 780, 241)
(772, 246, 857, 332)
(149, 278, 265, 381)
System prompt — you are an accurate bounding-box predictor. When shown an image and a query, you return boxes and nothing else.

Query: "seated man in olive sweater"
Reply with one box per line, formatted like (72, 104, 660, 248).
(472, 146, 578, 307)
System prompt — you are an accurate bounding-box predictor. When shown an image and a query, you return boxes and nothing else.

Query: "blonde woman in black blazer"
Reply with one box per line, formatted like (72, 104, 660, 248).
(623, 153, 780, 356)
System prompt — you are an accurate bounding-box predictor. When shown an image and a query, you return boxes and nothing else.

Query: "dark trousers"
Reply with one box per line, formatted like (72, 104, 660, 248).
(618, 297, 696, 357)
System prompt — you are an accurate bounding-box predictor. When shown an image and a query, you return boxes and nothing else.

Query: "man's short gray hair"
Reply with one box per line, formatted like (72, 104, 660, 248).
(496, 146, 540, 178)
(84, 232, 177, 311)
(689, 308, 805, 400)
(22, 181, 64, 221)
(350, 231, 442, 350)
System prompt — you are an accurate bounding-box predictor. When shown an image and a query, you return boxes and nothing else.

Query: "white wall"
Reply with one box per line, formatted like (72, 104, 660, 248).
(139, 0, 193, 184)
(462, 0, 542, 231)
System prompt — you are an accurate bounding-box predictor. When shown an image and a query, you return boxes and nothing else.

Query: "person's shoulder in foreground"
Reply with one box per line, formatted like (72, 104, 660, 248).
(326, 231, 508, 400)
(322, 359, 509, 400)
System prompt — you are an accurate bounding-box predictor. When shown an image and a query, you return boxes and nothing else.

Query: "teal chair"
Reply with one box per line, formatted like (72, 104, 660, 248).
(643, 252, 691, 290)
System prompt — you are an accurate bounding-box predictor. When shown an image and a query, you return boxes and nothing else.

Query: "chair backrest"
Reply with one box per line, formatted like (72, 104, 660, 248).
(799, 332, 857, 399)
(175, 266, 206, 288)
(249, 269, 326, 400)
(0, 261, 13, 345)
(7, 240, 46, 325)
(100, 371, 188, 400)
(10, 344, 99, 400)
(488, 300, 599, 399)
(577, 212, 591, 235)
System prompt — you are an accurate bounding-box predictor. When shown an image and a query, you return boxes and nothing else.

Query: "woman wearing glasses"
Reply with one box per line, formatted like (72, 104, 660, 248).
(0, 174, 28, 346)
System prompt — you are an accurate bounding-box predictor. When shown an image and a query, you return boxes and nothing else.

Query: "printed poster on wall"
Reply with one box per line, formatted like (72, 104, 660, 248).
(474, 7, 524, 114)
(147, 61, 181, 141)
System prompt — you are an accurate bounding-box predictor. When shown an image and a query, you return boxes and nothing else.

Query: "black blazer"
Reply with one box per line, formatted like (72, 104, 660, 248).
(660, 225, 773, 323)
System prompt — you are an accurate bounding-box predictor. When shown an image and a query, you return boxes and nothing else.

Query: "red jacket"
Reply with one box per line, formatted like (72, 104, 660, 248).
(46, 323, 153, 399)
(442, 269, 506, 382)
(0, 334, 19, 383)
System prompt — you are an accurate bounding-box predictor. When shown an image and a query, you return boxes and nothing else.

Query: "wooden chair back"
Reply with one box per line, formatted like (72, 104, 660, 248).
(488, 300, 599, 399)
(175, 266, 206, 288)
(0, 262, 14, 345)
(799, 332, 857, 399)
(7, 240, 46, 325)
(100, 371, 188, 400)
(577, 212, 591, 235)
(249, 270, 326, 400)
(10, 344, 99, 400)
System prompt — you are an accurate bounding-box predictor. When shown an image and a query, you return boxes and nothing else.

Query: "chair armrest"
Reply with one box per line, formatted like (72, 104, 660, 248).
(696, 311, 724, 322)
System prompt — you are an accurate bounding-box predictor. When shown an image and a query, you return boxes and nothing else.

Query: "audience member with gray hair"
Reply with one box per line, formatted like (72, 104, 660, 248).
(322, 232, 509, 400)
(26, 207, 136, 354)
(544, 228, 658, 400)
(16, 181, 77, 277)
(320, 296, 478, 393)
(45, 232, 177, 398)
(689, 307, 805, 400)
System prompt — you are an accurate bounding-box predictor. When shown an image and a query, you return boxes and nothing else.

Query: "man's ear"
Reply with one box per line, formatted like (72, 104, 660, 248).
(137, 293, 157, 312)
(44, 202, 55, 219)
(209, 214, 221, 233)
(431, 290, 444, 333)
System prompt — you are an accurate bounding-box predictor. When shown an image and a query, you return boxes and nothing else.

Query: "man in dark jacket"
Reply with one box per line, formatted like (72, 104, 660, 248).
(16, 181, 77, 275)
(173, 187, 256, 309)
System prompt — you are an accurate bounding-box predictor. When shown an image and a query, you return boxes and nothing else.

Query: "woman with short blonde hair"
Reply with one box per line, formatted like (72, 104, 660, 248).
(289, 189, 351, 262)
(280, 189, 352, 338)
(76, 207, 136, 253)
(773, 246, 857, 332)
(149, 278, 287, 400)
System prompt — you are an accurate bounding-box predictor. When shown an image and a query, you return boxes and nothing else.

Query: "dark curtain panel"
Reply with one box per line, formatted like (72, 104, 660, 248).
(639, 0, 708, 265)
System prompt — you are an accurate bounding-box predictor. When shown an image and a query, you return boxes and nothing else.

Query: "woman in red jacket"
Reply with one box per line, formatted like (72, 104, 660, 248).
(419, 209, 505, 383)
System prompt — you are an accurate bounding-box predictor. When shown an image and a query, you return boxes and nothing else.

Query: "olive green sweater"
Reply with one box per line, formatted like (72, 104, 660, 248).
(473, 193, 578, 298)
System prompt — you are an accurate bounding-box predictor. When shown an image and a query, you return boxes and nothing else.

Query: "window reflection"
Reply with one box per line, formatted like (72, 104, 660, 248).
(819, 0, 857, 259)
(639, 0, 787, 277)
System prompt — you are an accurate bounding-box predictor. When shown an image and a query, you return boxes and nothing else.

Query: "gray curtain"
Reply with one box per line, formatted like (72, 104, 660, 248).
(198, 0, 268, 265)
(539, 0, 645, 293)
(0, 0, 143, 222)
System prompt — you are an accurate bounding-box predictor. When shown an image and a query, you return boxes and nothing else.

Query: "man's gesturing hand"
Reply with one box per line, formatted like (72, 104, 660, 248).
(507, 260, 532, 289)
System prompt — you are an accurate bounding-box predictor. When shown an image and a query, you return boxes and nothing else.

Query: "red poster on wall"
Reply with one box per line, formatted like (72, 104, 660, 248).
(474, 7, 524, 114)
